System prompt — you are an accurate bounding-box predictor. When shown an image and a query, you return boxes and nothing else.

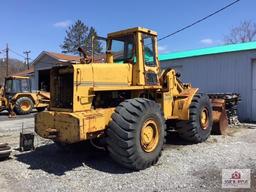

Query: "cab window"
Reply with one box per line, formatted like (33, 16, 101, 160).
(21, 79, 30, 92)
(142, 34, 156, 67)
(110, 35, 136, 63)
(5, 79, 30, 93)
(5, 80, 12, 93)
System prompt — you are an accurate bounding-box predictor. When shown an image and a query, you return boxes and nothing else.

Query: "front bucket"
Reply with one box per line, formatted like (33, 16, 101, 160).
(211, 99, 228, 135)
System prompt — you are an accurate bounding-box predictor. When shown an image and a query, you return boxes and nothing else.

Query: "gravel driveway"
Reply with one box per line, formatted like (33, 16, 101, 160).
(0, 117, 255, 192)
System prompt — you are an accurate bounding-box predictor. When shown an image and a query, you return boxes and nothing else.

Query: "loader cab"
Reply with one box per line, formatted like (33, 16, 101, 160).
(4, 76, 31, 98)
(107, 27, 160, 86)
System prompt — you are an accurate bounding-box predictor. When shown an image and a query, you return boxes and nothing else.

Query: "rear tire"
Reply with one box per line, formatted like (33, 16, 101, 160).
(176, 93, 213, 143)
(14, 97, 34, 115)
(107, 98, 166, 170)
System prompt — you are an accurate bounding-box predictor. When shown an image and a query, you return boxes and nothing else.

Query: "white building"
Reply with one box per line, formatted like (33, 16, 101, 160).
(31, 51, 80, 91)
(159, 41, 256, 121)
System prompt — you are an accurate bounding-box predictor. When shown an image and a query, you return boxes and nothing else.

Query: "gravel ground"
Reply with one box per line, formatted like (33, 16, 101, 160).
(0, 117, 256, 192)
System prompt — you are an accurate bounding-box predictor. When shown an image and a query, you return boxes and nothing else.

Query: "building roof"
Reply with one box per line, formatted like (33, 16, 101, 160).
(11, 66, 34, 76)
(32, 51, 81, 65)
(32, 51, 106, 66)
(46, 51, 81, 62)
(159, 41, 256, 61)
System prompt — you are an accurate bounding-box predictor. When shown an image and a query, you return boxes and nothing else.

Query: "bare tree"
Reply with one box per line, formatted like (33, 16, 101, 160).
(224, 20, 256, 44)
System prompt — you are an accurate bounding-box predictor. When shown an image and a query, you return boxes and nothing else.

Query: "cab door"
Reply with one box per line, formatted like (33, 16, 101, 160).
(142, 34, 160, 86)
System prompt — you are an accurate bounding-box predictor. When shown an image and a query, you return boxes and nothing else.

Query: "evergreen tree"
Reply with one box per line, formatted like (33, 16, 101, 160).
(60, 20, 102, 55)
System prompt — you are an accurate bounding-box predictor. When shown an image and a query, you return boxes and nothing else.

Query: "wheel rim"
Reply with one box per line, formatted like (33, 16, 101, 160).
(200, 108, 209, 129)
(140, 119, 159, 153)
(20, 101, 31, 112)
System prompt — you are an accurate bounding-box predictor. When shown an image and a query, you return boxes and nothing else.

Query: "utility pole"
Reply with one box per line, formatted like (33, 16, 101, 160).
(23, 50, 31, 70)
(6, 44, 9, 77)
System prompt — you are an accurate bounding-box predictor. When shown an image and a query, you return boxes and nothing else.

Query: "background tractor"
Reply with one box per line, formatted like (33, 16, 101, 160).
(0, 76, 50, 115)
(35, 27, 213, 170)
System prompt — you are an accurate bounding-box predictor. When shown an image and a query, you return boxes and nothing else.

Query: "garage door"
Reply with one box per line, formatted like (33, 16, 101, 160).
(38, 69, 50, 92)
(252, 61, 256, 121)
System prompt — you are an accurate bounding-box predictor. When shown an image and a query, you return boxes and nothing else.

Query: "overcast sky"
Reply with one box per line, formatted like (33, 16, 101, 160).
(0, 0, 255, 61)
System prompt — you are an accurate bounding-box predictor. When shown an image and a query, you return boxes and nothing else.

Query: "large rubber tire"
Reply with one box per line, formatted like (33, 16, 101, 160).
(14, 97, 34, 115)
(0, 144, 11, 160)
(176, 93, 213, 143)
(107, 98, 166, 170)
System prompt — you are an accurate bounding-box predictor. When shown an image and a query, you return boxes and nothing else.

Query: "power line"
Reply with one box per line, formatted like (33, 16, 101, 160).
(9, 48, 26, 59)
(158, 0, 241, 42)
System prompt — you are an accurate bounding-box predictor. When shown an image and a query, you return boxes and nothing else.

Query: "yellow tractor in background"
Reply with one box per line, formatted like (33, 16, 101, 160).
(35, 27, 213, 170)
(0, 76, 50, 115)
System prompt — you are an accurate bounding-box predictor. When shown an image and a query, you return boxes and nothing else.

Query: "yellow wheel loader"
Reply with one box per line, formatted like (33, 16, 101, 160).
(0, 76, 50, 115)
(35, 27, 213, 170)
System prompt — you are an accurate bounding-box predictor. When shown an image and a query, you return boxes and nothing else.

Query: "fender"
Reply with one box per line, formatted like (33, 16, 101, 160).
(172, 88, 199, 120)
(12, 93, 36, 104)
